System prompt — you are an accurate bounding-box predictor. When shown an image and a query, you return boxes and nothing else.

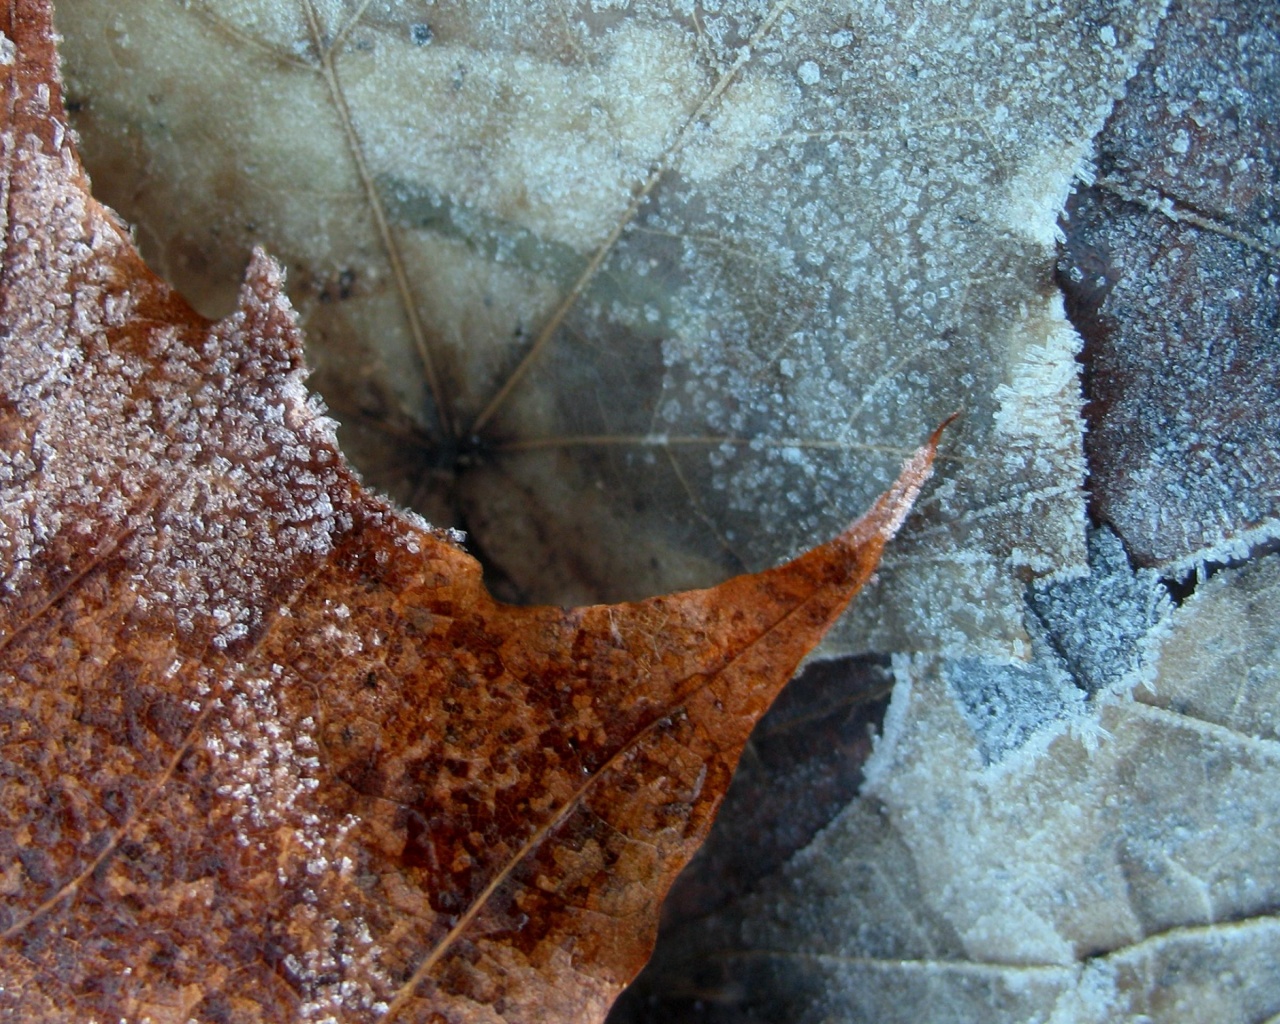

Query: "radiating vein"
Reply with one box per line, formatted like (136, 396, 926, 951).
(700, 947, 1078, 977)
(0, 503, 147, 656)
(665, 445, 749, 571)
(468, 0, 798, 436)
(495, 433, 918, 456)
(702, 911, 1280, 971)
(301, 0, 454, 440)
(1128, 698, 1280, 754)
(0, 681, 220, 942)
(1097, 176, 1280, 257)
(329, 0, 377, 53)
(182, 3, 314, 70)
(0, 553, 332, 943)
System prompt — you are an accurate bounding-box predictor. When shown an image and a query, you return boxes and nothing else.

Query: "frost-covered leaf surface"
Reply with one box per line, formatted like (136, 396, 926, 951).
(1059, 0, 1280, 569)
(45, 1, 1280, 1021)
(621, 549, 1280, 1024)
(58, 0, 1168, 657)
(615, 2, 1280, 1016)
(0, 8, 944, 1019)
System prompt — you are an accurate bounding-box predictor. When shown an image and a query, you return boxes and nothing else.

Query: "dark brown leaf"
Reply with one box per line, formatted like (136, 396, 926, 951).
(1059, 0, 1280, 568)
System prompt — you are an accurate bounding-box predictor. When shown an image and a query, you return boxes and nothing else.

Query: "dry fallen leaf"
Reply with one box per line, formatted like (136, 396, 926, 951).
(55, 0, 1169, 661)
(1059, 0, 1280, 570)
(0, 5, 943, 1021)
(628, 532, 1280, 1024)
(615, 3, 1280, 1017)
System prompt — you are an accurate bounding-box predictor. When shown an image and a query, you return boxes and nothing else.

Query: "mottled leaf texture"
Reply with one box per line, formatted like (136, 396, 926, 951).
(1060, 0, 1280, 569)
(655, 654, 893, 926)
(0, 5, 942, 1022)
(615, 2, 1280, 1017)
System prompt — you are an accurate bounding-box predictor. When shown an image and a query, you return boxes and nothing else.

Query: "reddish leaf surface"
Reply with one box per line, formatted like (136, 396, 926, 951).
(1059, 0, 1280, 568)
(0, 4, 943, 1021)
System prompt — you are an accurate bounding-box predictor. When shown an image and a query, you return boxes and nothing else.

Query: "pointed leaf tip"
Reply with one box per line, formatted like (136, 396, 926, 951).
(842, 414, 955, 550)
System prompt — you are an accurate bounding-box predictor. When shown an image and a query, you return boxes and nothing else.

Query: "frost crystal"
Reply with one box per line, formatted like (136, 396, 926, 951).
(946, 655, 1085, 765)
(640, 554, 1280, 1023)
(60, 0, 1168, 658)
(1060, 0, 1280, 572)
(1029, 527, 1172, 695)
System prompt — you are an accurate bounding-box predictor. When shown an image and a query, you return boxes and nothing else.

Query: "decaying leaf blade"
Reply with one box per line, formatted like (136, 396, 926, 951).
(0, 4, 943, 1022)
(377, 422, 944, 1021)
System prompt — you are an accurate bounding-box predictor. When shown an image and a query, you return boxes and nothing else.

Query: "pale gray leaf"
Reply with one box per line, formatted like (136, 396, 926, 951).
(57, 0, 1166, 656)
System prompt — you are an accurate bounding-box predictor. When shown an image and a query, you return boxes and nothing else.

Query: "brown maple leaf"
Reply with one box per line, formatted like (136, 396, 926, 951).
(0, 4, 944, 1021)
